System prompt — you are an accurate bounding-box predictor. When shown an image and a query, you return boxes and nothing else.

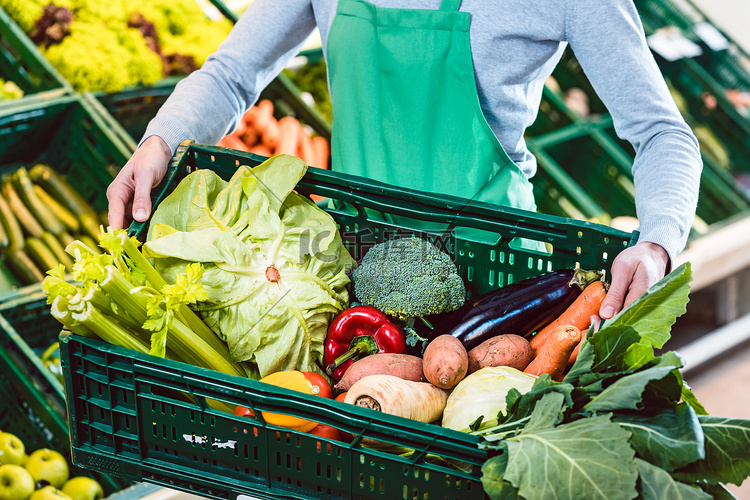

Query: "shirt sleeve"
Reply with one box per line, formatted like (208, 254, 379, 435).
(140, 0, 316, 154)
(565, 0, 703, 264)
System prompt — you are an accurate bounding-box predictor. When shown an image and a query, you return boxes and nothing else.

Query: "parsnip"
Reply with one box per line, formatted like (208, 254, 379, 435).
(344, 375, 449, 423)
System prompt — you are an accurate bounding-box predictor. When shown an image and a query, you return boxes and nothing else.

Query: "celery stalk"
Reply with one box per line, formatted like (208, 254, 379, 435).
(71, 302, 149, 354)
(120, 236, 235, 358)
(166, 317, 245, 378)
(51, 296, 99, 339)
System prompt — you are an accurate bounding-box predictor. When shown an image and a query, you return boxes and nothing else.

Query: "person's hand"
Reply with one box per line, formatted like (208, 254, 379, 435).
(599, 242, 670, 319)
(107, 135, 172, 229)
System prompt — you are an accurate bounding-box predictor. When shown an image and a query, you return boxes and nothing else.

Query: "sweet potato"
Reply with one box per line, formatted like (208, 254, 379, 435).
(467, 334, 533, 373)
(334, 353, 424, 392)
(423, 335, 468, 389)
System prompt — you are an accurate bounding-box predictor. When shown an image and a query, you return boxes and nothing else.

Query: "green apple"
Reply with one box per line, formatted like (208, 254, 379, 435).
(61, 477, 104, 500)
(29, 486, 71, 500)
(0, 464, 35, 500)
(24, 449, 69, 489)
(0, 432, 25, 465)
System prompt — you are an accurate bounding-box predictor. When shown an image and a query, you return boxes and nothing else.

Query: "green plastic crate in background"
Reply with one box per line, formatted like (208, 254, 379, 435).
(0, 336, 134, 495)
(0, 93, 131, 291)
(0, 7, 70, 106)
(91, 75, 332, 150)
(59, 141, 637, 500)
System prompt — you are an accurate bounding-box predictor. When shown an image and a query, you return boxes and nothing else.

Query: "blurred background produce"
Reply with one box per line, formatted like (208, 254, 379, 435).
(0, 0, 233, 92)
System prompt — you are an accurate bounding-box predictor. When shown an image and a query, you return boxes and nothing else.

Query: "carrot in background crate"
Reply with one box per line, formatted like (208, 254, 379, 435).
(524, 324, 581, 381)
(311, 136, 330, 169)
(276, 117, 301, 155)
(218, 133, 250, 152)
(297, 127, 315, 165)
(261, 118, 280, 151)
(253, 99, 274, 133)
(529, 279, 607, 356)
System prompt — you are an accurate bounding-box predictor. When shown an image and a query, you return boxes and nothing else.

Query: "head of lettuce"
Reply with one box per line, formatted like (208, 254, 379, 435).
(143, 155, 356, 379)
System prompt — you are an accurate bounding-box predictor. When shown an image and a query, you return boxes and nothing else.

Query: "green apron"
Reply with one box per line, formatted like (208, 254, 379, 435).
(326, 0, 538, 212)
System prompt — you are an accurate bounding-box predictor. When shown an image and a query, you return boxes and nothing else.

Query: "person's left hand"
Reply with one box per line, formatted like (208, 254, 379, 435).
(599, 242, 670, 319)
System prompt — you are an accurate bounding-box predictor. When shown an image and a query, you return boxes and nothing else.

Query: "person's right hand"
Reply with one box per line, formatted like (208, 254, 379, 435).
(107, 135, 172, 229)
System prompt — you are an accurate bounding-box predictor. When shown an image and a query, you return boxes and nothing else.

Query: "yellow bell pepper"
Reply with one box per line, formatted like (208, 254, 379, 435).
(247, 371, 332, 432)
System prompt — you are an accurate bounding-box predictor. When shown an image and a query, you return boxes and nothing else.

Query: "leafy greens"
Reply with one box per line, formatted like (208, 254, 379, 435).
(477, 263, 750, 499)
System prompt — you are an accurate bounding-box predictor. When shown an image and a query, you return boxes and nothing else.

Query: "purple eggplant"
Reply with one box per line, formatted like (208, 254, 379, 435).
(443, 268, 602, 351)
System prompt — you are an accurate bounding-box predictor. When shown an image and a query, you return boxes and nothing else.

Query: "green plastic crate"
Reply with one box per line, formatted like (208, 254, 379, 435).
(0, 336, 132, 495)
(0, 7, 70, 105)
(0, 93, 131, 291)
(535, 47, 750, 227)
(58, 141, 637, 500)
(92, 75, 332, 150)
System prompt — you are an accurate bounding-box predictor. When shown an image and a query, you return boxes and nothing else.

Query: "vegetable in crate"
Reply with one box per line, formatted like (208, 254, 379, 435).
(344, 374, 449, 424)
(441, 366, 537, 432)
(142, 155, 355, 379)
(467, 334, 533, 373)
(334, 353, 424, 392)
(234, 370, 333, 432)
(323, 305, 405, 381)
(422, 334, 468, 389)
(444, 268, 601, 350)
(351, 237, 465, 343)
(475, 263, 750, 499)
(43, 228, 248, 394)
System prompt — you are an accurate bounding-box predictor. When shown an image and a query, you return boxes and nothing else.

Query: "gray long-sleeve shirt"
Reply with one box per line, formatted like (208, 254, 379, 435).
(142, 0, 702, 263)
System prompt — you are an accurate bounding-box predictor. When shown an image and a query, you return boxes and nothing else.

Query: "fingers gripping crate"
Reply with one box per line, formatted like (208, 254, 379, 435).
(59, 141, 637, 500)
(0, 7, 71, 105)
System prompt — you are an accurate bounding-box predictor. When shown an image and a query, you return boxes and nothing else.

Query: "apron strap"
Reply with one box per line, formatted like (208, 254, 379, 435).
(439, 0, 462, 11)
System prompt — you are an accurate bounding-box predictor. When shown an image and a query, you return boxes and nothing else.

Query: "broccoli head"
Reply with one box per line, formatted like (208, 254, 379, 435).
(352, 237, 466, 321)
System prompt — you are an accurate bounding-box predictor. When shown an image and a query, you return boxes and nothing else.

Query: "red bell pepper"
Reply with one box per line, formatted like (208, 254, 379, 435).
(323, 306, 405, 381)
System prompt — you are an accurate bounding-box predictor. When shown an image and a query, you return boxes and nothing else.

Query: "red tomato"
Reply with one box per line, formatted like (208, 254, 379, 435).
(335, 392, 348, 403)
(309, 424, 341, 453)
(233, 406, 256, 418)
(302, 372, 333, 399)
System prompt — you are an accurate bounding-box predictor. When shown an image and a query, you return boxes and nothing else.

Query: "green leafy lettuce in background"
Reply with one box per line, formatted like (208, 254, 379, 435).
(143, 155, 355, 379)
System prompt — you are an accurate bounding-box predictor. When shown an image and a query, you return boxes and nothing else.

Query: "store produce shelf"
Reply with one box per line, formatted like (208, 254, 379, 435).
(0, 306, 135, 496)
(57, 141, 637, 500)
(0, 7, 70, 106)
(529, 48, 750, 231)
(90, 73, 331, 150)
(0, 93, 131, 291)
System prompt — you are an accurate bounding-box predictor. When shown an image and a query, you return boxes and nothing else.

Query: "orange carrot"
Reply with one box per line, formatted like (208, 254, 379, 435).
(530, 280, 607, 356)
(276, 117, 301, 155)
(249, 144, 272, 157)
(261, 117, 280, 151)
(566, 329, 586, 368)
(217, 133, 250, 152)
(235, 117, 248, 138)
(311, 136, 330, 169)
(253, 99, 274, 133)
(243, 107, 258, 126)
(297, 128, 315, 165)
(524, 325, 581, 381)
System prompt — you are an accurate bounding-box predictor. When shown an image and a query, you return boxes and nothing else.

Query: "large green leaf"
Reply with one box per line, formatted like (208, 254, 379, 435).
(583, 351, 683, 413)
(636, 459, 711, 500)
(481, 448, 521, 500)
(500, 376, 574, 427)
(503, 415, 637, 500)
(590, 325, 642, 373)
(615, 403, 704, 471)
(599, 262, 692, 349)
(674, 416, 750, 486)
